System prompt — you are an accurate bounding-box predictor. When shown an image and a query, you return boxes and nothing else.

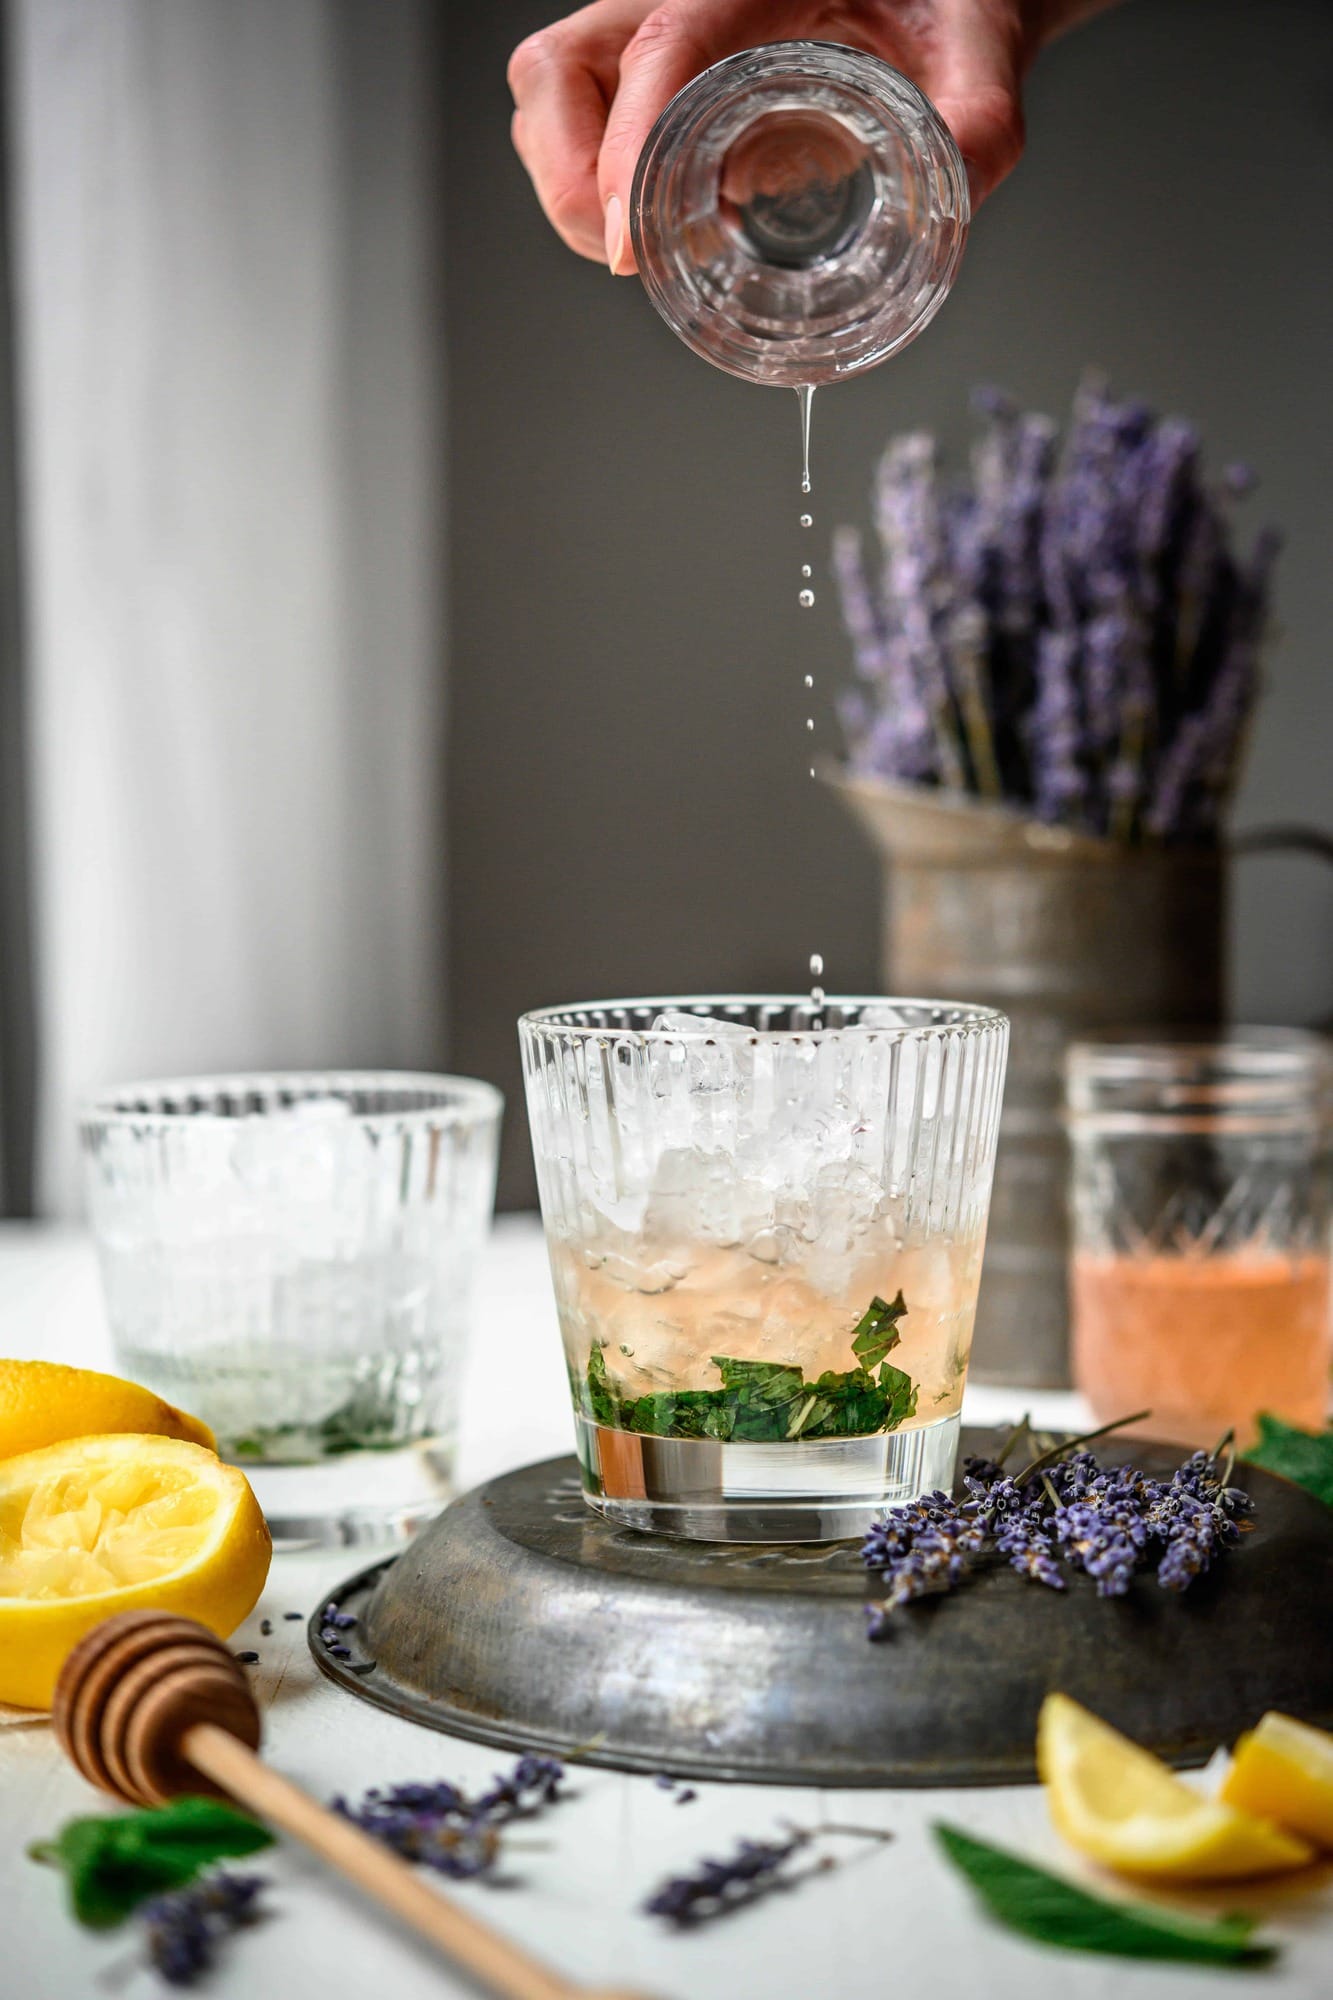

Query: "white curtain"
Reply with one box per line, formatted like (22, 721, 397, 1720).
(7, 0, 447, 1215)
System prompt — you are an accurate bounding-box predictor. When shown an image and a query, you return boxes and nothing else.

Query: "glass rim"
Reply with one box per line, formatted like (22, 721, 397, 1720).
(1067, 1026, 1331, 1081)
(78, 1068, 504, 1132)
(518, 994, 1008, 1043)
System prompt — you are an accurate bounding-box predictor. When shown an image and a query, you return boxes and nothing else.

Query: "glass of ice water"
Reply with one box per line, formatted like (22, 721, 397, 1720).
(80, 1072, 501, 1547)
(520, 998, 1008, 1541)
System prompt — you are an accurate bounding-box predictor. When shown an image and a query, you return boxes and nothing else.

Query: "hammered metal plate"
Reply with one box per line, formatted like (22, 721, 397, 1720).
(310, 1431, 1333, 1787)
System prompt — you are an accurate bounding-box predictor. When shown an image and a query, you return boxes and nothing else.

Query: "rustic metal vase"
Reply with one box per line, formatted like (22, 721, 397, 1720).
(834, 774, 1227, 1386)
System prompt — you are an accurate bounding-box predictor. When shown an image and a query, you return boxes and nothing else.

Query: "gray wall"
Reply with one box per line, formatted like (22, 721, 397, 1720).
(445, 0, 1333, 1208)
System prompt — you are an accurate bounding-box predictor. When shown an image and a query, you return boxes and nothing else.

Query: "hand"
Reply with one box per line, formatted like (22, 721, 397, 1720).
(509, 1, 1116, 273)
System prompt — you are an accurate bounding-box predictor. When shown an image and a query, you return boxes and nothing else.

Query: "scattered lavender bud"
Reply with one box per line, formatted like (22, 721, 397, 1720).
(233, 1652, 259, 1666)
(675, 1788, 698, 1805)
(259, 1619, 272, 1637)
(140, 1871, 268, 1986)
(283, 1611, 302, 1622)
(328, 1645, 351, 1660)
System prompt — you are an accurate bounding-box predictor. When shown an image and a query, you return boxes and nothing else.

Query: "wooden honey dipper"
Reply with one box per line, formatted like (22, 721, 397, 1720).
(54, 1611, 660, 2000)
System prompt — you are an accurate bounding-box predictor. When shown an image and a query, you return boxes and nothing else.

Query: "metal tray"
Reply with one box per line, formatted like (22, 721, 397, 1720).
(311, 1430, 1333, 1787)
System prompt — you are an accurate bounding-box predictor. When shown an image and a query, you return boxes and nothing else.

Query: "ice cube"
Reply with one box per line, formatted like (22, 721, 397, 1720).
(854, 1004, 917, 1031)
(651, 1010, 751, 1037)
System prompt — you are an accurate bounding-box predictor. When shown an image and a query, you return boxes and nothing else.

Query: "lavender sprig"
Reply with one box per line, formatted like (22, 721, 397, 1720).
(861, 1427, 1253, 1631)
(140, 1871, 268, 1987)
(332, 1754, 566, 1881)
(644, 1829, 811, 1925)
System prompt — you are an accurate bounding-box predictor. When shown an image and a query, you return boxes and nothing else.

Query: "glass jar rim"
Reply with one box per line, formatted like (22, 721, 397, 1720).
(1066, 1028, 1331, 1132)
(518, 994, 1007, 1043)
(79, 1069, 504, 1132)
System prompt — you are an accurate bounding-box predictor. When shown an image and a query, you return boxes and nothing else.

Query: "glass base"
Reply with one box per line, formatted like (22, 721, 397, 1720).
(573, 1410, 961, 1542)
(238, 1437, 454, 1550)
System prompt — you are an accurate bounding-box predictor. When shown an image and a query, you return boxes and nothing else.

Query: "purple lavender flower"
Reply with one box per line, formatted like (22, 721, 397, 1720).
(835, 382, 1278, 843)
(861, 1436, 1251, 1632)
(644, 1830, 809, 1924)
(141, 1872, 267, 1986)
(333, 1755, 565, 1881)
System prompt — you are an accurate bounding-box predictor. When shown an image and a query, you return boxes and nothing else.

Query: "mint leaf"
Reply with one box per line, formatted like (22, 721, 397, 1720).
(30, 1798, 273, 1930)
(849, 1292, 907, 1371)
(583, 1295, 918, 1444)
(1243, 1413, 1333, 1508)
(934, 1824, 1276, 1967)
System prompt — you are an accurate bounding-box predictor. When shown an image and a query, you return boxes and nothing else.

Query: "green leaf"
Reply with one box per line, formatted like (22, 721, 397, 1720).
(30, 1798, 273, 1930)
(1243, 1413, 1333, 1508)
(849, 1292, 907, 1371)
(934, 1824, 1276, 1968)
(583, 1296, 919, 1445)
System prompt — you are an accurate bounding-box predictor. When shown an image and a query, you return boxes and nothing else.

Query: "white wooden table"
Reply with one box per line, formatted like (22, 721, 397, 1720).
(3, 1216, 1330, 2000)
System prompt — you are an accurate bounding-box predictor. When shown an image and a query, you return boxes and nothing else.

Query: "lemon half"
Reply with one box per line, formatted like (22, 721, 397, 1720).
(0, 1432, 270, 1709)
(0, 1357, 215, 1460)
(1221, 1712, 1333, 1851)
(1038, 1692, 1314, 1881)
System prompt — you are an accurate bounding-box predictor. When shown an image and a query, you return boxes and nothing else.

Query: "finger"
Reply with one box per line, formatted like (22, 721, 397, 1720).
(508, 24, 616, 260)
(597, 0, 808, 272)
(921, 2, 1027, 204)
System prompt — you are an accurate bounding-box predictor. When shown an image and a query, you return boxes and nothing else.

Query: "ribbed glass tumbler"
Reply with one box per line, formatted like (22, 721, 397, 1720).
(520, 998, 1008, 1540)
(80, 1072, 501, 1547)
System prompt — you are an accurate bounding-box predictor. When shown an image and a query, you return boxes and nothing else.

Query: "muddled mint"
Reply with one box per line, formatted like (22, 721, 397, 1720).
(584, 1293, 917, 1443)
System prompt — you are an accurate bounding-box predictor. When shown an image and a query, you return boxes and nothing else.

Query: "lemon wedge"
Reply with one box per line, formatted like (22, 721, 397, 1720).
(0, 1357, 215, 1460)
(1221, 1712, 1333, 1851)
(0, 1433, 270, 1709)
(1038, 1693, 1314, 1881)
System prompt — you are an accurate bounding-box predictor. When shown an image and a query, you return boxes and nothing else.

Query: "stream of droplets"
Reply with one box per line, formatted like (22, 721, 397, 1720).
(797, 386, 823, 1022)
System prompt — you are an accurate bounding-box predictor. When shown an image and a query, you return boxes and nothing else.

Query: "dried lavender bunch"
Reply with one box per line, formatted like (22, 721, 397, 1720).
(332, 1754, 565, 1880)
(862, 1432, 1252, 1632)
(140, 1871, 268, 1987)
(835, 378, 1279, 843)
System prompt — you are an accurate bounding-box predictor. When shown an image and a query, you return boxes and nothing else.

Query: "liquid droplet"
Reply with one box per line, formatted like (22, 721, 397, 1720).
(801, 564, 812, 578)
(805, 717, 815, 731)
(810, 954, 824, 979)
(803, 673, 814, 688)
(795, 383, 814, 495)
(798, 588, 815, 608)
(809, 765, 816, 778)
(799, 513, 813, 529)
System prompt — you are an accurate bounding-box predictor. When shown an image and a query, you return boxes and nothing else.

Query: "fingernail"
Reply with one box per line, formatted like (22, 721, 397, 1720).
(604, 195, 625, 273)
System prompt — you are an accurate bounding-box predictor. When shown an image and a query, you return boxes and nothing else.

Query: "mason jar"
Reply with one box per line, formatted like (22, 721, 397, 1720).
(1066, 1030, 1332, 1448)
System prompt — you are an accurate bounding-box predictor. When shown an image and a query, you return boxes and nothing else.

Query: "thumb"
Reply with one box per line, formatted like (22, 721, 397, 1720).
(597, 0, 807, 272)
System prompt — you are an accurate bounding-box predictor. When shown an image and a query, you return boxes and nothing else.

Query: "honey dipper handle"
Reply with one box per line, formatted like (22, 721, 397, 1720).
(181, 1724, 655, 2000)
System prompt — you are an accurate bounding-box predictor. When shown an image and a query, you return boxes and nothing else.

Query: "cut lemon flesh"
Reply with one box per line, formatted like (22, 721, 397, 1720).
(0, 1433, 269, 1709)
(0, 1357, 215, 1459)
(1221, 1712, 1333, 1850)
(1038, 1692, 1314, 1881)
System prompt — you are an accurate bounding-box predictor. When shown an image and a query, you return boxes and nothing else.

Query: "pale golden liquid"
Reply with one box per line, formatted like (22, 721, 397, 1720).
(551, 1231, 985, 1422)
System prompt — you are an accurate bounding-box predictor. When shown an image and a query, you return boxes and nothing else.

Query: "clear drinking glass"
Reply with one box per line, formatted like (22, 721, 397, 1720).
(630, 43, 969, 386)
(1067, 1032, 1333, 1449)
(520, 997, 1007, 1540)
(80, 1072, 502, 1547)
